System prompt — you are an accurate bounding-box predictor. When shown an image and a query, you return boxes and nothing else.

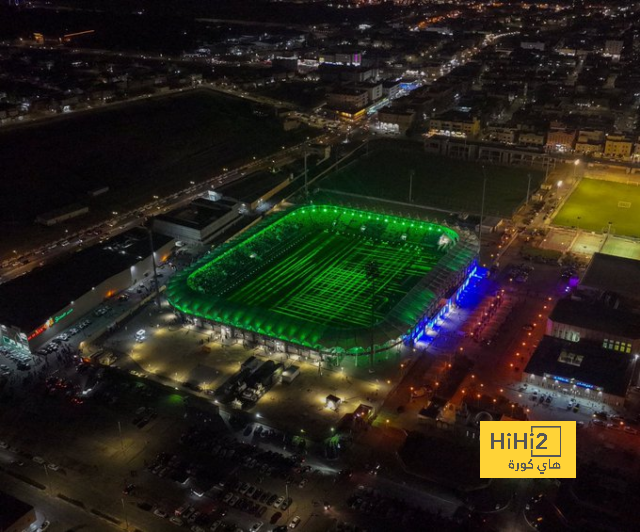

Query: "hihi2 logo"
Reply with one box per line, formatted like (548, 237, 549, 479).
(480, 421, 576, 478)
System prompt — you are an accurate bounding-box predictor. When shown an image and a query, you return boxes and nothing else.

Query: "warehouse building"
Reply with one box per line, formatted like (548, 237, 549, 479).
(153, 197, 240, 243)
(0, 492, 36, 532)
(0, 228, 174, 352)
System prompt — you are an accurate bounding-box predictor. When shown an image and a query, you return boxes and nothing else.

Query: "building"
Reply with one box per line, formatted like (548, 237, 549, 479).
(352, 81, 383, 104)
(574, 140, 603, 156)
(546, 129, 577, 152)
(35, 203, 89, 226)
(319, 51, 362, 66)
(523, 336, 634, 406)
(428, 110, 481, 138)
(484, 126, 518, 144)
(523, 253, 640, 404)
(377, 107, 416, 135)
(219, 171, 291, 212)
(577, 129, 605, 143)
(580, 253, 640, 306)
(154, 197, 240, 243)
(0, 228, 174, 352)
(0, 492, 36, 532)
(521, 41, 545, 51)
(318, 64, 376, 83)
(547, 297, 640, 352)
(604, 39, 623, 60)
(604, 135, 633, 160)
(518, 132, 546, 147)
(382, 80, 402, 100)
(326, 87, 369, 111)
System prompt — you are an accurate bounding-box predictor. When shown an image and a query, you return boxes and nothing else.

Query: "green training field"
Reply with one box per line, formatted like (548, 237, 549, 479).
(321, 140, 543, 217)
(553, 179, 640, 237)
(167, 205, 478, 354)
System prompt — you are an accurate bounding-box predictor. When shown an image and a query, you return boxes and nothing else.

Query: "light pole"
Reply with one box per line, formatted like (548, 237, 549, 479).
(43, 463, 52, 493)
(409, 170, 415, 203)
(121, 498, 130, 531)
(479, 166, 487, 243)
(303, 146, 309, 198)
(145, 225, 161, 309)
(118, 420, 125, 457)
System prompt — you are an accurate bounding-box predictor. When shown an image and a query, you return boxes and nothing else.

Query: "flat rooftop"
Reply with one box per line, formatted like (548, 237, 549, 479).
(581, 253, 640, 301)
(156, 198, 237, 230)
(0, 228, 173, 333)
(0, 491, 34, 530)
(549, 297, 640, 340)
(219, 171, 289, 204)
(524, 336, 634, 397)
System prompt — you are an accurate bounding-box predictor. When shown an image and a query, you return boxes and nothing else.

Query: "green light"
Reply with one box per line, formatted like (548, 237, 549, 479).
(166, 205, 477, 354)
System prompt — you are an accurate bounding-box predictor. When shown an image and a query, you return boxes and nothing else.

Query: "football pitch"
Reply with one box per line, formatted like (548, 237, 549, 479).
(553, 179, 640, 237)
(226, 230, 443, 328)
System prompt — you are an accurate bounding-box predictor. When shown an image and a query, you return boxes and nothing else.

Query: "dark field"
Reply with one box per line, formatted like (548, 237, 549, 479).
(321, 141, 544, 217)
(0, 89, 308, 226)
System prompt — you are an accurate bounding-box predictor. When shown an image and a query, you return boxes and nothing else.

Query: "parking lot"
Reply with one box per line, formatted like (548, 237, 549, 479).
(101, 306, 407, 441)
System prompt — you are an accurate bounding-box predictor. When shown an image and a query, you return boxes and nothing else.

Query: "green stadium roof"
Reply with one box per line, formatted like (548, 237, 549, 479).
(166, 204, 478, 354)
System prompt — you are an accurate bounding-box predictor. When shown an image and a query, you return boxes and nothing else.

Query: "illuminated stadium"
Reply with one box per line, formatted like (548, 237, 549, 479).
(166, 205, 478, 357)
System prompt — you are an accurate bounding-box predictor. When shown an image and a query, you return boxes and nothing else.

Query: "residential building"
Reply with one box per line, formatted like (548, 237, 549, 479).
(353, 81, 383, 103)
(518, 132, 546, 147)
(484, 126, 518, 144)
(326, 87, 369, 111)
(428, 110, 481, 138)
(604, 135, 633, 160)
(575, 140, 603, 156)
(382, 80, 402, 100)
(377, 107, 415, 135)
(546, 129, 577, 152)
(604, 40, 624, 60)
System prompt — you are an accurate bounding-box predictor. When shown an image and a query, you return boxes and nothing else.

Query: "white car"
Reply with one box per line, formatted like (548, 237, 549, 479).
(0, 441, 8, 449)
(48, 463, 60, 471)
(38, 521, 51, 532)
(153, 508, 168, 518)
(273, 496, 285, 508)
(249, 522, 263, 532)
(289, 516, 301, 529)
(170, 516, 183, 526)
(33, 456, 45, 465)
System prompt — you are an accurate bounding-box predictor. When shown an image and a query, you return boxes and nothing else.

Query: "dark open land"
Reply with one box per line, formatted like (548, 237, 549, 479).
(0, 89, 311, 250)
(321, 141, 544, 217)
